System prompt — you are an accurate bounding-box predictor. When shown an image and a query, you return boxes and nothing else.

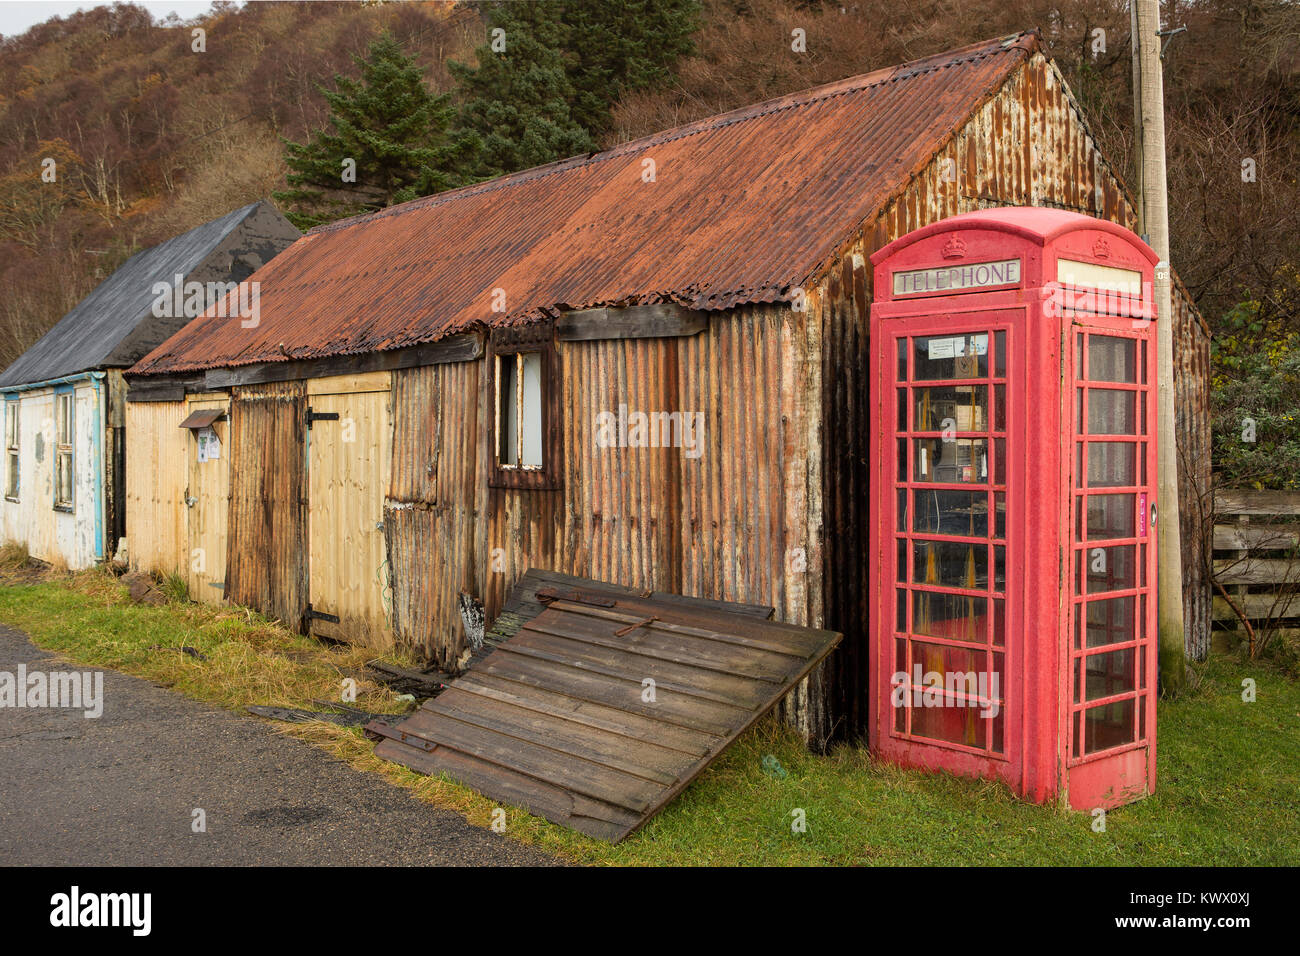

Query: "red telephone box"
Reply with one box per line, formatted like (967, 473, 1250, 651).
(868, 207, 1158, 810)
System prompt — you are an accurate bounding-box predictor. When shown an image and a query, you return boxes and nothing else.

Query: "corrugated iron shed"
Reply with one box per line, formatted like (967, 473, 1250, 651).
(131, 33, 1040, 376)
(369, 571, 840, 842)
(0, 201, 297, 388)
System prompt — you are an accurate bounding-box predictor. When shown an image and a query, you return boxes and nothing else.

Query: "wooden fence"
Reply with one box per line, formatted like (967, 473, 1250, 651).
(1212, 490, 1300, 652)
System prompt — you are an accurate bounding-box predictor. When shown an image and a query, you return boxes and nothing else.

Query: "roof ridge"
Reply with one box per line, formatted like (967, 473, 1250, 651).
(0, 200, 277, 388)
(115, 199, 265, 271)
(130, 31, 1050, 376)
(306, 31, 1038, 237)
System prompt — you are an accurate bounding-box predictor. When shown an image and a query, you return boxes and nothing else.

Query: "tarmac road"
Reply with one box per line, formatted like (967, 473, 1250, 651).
(0, 625, 557, 866)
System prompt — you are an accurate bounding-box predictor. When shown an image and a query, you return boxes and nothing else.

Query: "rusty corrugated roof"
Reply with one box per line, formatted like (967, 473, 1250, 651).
(130, 32, 1039, 375)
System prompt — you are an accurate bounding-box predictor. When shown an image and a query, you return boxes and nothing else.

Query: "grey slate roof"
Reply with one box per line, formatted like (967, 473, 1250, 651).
(0, 201, 299, 388)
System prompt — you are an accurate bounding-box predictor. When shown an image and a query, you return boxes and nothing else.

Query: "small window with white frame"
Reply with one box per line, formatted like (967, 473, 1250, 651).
(489, 330, 560, 491)
(496, 351, 544, 470)
(54, 391, 73, 511)
(4, 400, 18, 501)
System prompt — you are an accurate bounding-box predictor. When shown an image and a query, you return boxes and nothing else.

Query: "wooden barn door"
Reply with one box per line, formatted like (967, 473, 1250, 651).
(184, 394, 230, 604)
(225, 382, 308, 630)
(306, 373, 393, 646)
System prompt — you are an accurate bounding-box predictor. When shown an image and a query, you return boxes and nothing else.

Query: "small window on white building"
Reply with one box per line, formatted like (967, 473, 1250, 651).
(54, 392, 74, 511)
(496, 351, 544, 470)
(4, 401, 18, 501)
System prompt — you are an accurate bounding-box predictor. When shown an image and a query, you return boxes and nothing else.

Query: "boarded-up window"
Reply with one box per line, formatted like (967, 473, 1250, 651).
(4, 401, 18, 500)
(54, 391, 73, 510)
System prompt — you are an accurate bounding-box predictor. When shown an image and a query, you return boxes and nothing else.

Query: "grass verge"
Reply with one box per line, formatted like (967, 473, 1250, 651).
(1, 570, 1297, 865)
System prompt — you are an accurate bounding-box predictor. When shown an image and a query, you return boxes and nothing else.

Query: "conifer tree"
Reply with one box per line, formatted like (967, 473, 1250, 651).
(275, 33, 474, 229)
(450, 1, 595, 180)
(564, 0, 701, 133)
(450, 0, 700, 179)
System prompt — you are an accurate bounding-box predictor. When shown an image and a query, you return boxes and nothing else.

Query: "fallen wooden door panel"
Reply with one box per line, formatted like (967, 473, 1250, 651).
(384, 737, 643, 843)
(466, 567, 776, 670)
(371, 574, 841, 842)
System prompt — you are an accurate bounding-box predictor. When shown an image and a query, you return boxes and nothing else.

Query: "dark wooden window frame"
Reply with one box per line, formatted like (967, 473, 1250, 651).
(488, 324, 561, 491)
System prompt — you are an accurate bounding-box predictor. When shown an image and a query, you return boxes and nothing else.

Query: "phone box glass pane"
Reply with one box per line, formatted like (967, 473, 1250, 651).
(913, 333, 988, 381)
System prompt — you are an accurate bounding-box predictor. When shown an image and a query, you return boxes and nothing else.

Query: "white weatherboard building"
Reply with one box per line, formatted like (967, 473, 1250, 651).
(0, 201, 298, 569)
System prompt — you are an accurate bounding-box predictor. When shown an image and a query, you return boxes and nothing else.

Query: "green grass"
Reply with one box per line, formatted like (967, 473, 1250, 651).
(0, 571, 412, 716)
(2, 571, 1297, 865)
(158, 572, 190, 604)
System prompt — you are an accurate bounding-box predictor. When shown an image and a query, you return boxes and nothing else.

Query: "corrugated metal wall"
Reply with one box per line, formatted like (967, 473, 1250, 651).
(1172, 288, 1213, 659)
(386, 359, 487, 667)
(674, 306, 827, 740)
(804, 52, 1213, 741)
(383, 308, 827, 724)
(818, 254, 872, 744)
(556, 335, 680, 597)
(225, 381, 307, 629)
(546, 307, 820, 624)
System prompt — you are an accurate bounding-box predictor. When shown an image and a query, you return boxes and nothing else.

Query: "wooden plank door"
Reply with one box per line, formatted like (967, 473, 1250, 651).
(185, 394, 230, 604)
(306, 373, 393, 646)
(225, 383, 308, 629)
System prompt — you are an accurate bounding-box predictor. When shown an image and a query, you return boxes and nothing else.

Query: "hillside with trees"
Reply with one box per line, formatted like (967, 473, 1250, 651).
(1, 1, 1297, 485)
(0, 0, 482, 363)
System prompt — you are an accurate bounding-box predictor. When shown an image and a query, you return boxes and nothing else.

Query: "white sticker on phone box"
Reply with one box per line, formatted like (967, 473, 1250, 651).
(927, 335, 988, 360)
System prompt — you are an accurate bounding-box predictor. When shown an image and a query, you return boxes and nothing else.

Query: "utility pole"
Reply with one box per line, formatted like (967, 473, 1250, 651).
(1132, 0, 1187, 693)
(1130, 2, 1144, 233)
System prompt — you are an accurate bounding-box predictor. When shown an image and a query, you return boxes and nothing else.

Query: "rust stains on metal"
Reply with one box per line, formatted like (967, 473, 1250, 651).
(1172, 284, 1213, 658)
(806, 48, 1214, 743)
(130, 33, 1040, 376)
(398, 301, 828, 736)
(224, 381, 308, 629)
(369, 571, 841, 843)
(385, 358, 487, 668)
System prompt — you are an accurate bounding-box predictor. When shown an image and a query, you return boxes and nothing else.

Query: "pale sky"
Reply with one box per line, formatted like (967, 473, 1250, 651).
(0, 0, 237, 39)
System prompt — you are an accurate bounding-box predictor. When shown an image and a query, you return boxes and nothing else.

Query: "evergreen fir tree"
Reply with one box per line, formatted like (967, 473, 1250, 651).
(564, 0, 701, 133)
(450, 1, 595, 179)
(275, 33, 474, 229)
(450, 1, 701, 180)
